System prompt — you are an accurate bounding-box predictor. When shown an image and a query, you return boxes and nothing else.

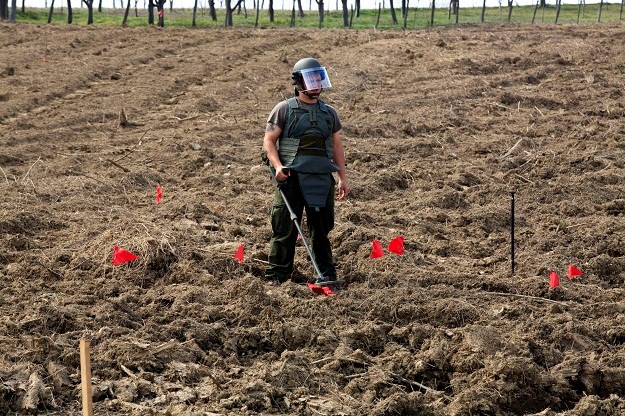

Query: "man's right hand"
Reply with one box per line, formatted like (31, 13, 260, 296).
(276, 166, 290, 182)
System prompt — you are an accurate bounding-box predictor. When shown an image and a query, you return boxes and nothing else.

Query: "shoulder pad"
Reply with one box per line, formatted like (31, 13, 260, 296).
(287, 97, 300, 109)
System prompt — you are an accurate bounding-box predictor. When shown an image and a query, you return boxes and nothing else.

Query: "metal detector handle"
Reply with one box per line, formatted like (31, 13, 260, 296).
(276, 167, 291, 189)
(261, 150, 290, 188)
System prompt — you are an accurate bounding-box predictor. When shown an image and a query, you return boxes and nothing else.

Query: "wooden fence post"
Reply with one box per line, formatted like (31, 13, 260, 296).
(597, 0, 603, 22)
(80, 339, 94, 416)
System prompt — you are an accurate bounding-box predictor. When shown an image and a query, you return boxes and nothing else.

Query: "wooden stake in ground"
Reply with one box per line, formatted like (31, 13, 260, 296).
(510, 191, 515, 276)
(80, 339, 94, 416)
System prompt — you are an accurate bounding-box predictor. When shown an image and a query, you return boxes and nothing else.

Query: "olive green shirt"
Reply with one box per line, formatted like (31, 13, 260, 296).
(267, 98, 343, 133)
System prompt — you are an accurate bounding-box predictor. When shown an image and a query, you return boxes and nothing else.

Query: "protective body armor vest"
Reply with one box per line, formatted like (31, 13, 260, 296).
(278, 97, 339, 174)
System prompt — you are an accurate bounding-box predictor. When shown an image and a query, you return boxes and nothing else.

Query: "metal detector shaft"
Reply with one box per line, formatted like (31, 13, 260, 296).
(265, 163, 327, 282)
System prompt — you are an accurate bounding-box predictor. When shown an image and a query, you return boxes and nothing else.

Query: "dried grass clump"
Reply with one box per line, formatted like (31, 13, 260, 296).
(63, 215, 178, 280)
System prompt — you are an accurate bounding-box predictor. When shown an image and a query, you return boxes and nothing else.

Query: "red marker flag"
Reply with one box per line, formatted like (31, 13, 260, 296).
(112, 246, 138, 265)
(388, 235, 405, 255)
(568, 264, 583, 280)
(156, 185, 163, 204)
(157, 8, 164, 17)
(306, 282, 333, 296)
(370, 239, 384, 259)
(549, 271, 560, 289)
(233, 243, 244, 264)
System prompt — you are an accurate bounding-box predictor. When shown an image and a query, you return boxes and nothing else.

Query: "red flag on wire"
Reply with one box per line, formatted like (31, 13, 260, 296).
(549, 271, 560, 289)
(156, 185, 163, 204)
(233, 243, 244, 264)
(307, 282, 333, 296)
(568, 264, 583, 280)
(370, 239, 384, 259)
(112, 246, 138, 265)
(388, 236, 405, 255)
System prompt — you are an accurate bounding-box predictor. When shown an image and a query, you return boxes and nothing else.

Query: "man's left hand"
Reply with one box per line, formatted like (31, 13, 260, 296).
(336, 180, 349, 200)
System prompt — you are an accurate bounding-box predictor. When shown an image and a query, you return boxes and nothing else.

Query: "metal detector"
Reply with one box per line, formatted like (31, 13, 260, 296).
(264, 162, 342, 288)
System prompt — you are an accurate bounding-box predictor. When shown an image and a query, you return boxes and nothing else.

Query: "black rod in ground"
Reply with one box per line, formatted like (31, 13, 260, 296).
(510, 191, 516, 275)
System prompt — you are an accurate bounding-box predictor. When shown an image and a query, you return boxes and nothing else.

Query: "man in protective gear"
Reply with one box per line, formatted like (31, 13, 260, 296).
(262, 57, 349, 286)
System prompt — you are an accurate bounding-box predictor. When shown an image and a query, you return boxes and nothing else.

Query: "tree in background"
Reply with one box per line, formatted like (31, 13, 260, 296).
(449, 0, 458, 16)
(148, 0, 155, 23)
(389, 0, 398, 25)
(122, 0, 132, 25)
(192, 0, 198, 26)
(67, 0, 73, 22)
(430, 0, 435, 25)
(225, 0, 244, 26)
(155, 0, 166, 26)
(82, 0, 95, 23)
(236, 0, 246, 17)
(0, 0, 7, 20)
(340, 0, 348, 25)
(315, 0, 323, 27)
(47, 0, 55, 22)
(0, 0, 16, 21)
(208, 0, 217, 20)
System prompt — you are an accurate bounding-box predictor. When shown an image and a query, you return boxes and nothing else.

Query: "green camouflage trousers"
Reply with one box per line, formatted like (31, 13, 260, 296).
(266, 172, 336, 282)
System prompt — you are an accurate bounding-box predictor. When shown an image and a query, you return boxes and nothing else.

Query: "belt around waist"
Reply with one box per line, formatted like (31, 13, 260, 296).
(297, 148, 327, 157)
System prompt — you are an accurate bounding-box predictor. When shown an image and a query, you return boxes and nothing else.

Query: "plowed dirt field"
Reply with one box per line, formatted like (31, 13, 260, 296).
(2, 21, 625, 415)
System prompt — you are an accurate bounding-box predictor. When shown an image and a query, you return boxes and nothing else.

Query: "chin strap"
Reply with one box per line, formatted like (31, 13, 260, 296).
(296, 87, 323, 100)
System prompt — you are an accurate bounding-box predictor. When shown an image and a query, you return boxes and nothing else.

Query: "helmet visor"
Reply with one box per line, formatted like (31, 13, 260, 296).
(300, 67, 332, 91)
